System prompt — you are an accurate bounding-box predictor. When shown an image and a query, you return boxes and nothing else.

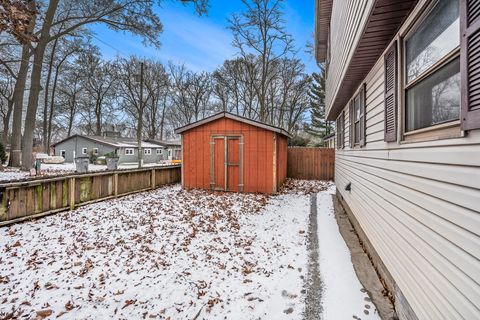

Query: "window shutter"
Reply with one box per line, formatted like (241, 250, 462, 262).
(349, 100, 354, 148)
(360, 83, 366, 146)
(384, 41, 397, 142)
(461, 0, 480, 130)
(341, 111, 345, 149)
(336, 117, 341, 149)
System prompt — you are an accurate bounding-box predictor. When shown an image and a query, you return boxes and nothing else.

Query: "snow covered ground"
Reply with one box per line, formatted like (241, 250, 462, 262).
(317, 186, 380, 320)
(0, 181, 329, 319)
(0, 162, 174, 183)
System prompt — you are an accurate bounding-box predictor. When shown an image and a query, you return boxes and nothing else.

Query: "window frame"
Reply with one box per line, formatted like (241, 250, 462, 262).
(144, 148, 152, 155)
(82, 147, 87, 155)
(92, 148, 98, 155)
(156, 148, 162, 155)
(60, 150, 66, 158)
(399, 0, 463, 143)
(125, 148, 134, 155)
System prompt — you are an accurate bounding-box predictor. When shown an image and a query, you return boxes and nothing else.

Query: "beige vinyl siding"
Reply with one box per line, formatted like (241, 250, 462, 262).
(325, 0, 374, 116)
(335, 50, 480, 319)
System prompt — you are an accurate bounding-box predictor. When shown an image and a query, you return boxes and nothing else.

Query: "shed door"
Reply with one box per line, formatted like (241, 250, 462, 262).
(226, 137, 240, 192)
(213, 137, 226, 190)
(212, 136, 243, 192)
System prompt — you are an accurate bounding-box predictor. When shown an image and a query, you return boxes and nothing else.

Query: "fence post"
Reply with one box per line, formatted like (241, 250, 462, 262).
(151, 169, 156, 189)
(114, 173, 118, 197)
(69, 177, 75, 210)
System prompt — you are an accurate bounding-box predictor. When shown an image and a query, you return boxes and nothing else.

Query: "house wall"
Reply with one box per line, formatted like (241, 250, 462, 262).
(118, 147, 165, 164)
(331, 2, 480, 319)
(54, 136, 116, 162)
(325, 0, 374, 115)
(181, 117, 287, 194)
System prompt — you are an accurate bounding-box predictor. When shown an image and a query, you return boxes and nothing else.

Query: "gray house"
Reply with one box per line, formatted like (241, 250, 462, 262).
(145, 139, 181, 161)
(52, 134, 169, 164)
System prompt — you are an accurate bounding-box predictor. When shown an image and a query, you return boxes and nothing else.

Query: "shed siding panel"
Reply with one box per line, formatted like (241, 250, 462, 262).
(335, 48, 480, 319)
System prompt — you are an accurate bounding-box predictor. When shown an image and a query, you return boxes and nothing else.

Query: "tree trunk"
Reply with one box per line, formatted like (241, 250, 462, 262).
(9, 0, 36, 167)
(42, 38, 58, 151)
(9, 45, 30, 167)
(137, 62, 144, 169)
(47, 63, 60, 150)
(2, 99, 13, 146)
(95, 99, 102, 136)
(21, 0, 59, 170)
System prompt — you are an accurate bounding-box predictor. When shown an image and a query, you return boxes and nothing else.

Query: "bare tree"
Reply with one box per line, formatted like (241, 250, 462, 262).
(228, 0, 294, 123)
(143, 60, 169, 139)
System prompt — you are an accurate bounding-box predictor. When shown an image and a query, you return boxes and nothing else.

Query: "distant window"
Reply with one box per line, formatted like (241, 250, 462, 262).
(156, 149, 162, 155)
(125, 148, 134, 155)
(144, 148, 152, 155)
(404, 0, 460, 132)
(92, 148, 98, 155)
(82, 148, 87, 154)
(168, 149, 172, 157)
(60, 150, 66, 158)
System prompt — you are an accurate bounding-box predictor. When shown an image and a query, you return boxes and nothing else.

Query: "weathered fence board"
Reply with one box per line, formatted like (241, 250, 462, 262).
(0, 165, 181, 226)
(287, 147, 335, 180)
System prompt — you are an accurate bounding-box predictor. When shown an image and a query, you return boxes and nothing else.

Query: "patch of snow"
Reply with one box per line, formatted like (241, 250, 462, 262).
(317, 186, 380, 320)
(0, 184, 312, 319)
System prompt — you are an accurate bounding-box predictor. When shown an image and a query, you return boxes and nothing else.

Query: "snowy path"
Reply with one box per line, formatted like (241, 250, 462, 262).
(0, 181, 329, 319)
(317, 187, 380, 320)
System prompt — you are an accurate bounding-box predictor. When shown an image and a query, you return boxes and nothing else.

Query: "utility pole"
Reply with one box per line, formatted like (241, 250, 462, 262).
(137, 62, 144, 169)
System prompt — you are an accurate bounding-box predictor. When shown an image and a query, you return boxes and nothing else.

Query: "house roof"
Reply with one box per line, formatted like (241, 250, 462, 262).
(174, 112, 291, 137)
(315, 0, 333, 63)
(317, 0, 418, 120)
(145, 139, 181, 147)
(51, 134, 165, 149)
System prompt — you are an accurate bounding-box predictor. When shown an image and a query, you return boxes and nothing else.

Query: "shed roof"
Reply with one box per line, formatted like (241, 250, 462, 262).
(174, 112, 291, 137)
(51, 134, 165, 148)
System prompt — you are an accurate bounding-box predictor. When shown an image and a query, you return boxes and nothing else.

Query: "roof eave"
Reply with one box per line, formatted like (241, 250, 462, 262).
(315, 0, 333, 63)
(325, 0, 418, 121)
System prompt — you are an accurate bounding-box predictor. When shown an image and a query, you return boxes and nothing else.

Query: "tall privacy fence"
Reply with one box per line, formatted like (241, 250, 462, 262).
(287, 147, 335, 180)
(0, 165, 181, 226)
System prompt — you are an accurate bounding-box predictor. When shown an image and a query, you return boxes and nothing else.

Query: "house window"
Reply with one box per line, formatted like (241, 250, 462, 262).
(82, 148, 87, 154)
(404, 0, 460, 132)
(168, 149, 172, 157)
(350, 84, 366, 147)
(156, 149, 162, 155)
(92, 148, 98, 155)
(144, 148, 152, 155)
(125, 148, 134, 155)
(60, 150, 66, 158)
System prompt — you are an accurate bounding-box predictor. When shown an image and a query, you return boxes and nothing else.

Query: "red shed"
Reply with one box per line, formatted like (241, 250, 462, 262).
(175, 112, 290, 194)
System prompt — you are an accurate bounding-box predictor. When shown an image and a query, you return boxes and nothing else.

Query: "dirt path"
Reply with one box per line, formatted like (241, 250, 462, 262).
(303, 193, 323, 319)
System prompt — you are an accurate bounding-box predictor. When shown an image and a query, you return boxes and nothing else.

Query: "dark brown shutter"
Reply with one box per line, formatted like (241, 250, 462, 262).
(349, 100, 354, 148)
(461, 0, 480, 130)
(336, 117, 340, 149)
(360, 83, 366, 146)
(384, 41, 397, 142)
(341, 111, 345, 149)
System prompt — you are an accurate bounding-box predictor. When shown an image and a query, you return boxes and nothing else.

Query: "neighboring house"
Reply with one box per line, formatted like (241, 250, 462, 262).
(323, 133, 335, 148)
(145, 139, 182, 161)
(51, 134, 167, 164)
(316, 0, 479, 319)
(175, 112, 289, 194)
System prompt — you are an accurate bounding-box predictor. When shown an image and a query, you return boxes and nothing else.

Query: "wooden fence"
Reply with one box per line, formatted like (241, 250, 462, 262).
(287, 147, 335, 180)
(0, 165, 181, 226)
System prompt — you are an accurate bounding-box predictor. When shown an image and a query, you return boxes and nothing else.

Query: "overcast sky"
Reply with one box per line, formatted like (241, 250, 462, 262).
(90, 0, 317, 74)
